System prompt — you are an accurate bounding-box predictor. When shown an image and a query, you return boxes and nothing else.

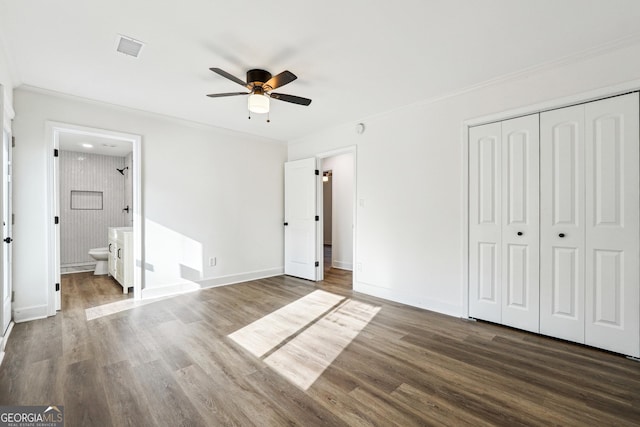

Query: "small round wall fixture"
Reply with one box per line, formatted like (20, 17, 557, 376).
(356, 123, 365, 134)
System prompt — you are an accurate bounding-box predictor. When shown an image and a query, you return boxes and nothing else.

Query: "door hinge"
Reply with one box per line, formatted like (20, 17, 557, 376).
(54, 216, 59, 225)
(11, 213, 14, 225)
(315, 261, 319, 267)
(11, 291, 14, 302)
(315, 215, 319, 221)
(11, 136, 15, 148)
(315, 169, 319, 176)
(54, 148, 59, 157)
(55, 283, 60, 291)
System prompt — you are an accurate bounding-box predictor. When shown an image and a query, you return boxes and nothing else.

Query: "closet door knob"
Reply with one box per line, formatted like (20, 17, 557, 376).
(559, 233, 565, 238)
(517, 232, 523, 236)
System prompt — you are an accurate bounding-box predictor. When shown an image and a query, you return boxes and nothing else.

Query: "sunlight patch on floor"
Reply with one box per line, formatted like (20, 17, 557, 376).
(228, 290, 345, 357)
(85, 296, 169, 321)
(228, 290, 380, 390)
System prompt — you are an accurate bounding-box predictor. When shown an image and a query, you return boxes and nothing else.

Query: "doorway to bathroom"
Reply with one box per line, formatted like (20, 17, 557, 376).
(46, 122, 142, 313)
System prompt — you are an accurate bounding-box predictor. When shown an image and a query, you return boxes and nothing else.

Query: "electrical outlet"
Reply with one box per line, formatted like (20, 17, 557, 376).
(357, 262, 363, 272)
(209, 257, 216, 267)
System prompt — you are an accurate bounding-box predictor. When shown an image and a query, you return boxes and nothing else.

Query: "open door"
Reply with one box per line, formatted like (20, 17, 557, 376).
(53, 136, 61, 310)
(1, 127, 12, 333)
(284, 158, 318, 281)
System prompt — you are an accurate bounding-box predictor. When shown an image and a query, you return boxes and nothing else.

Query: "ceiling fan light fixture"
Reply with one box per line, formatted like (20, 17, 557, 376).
(248, 94, 270, 114)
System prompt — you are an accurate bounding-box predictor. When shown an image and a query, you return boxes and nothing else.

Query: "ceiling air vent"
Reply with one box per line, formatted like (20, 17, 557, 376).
(116, 35, 144, 58)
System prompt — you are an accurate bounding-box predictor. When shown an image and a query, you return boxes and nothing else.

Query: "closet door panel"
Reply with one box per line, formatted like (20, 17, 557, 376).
(469, 122, 502, 323)
(501, 114, 540, 333)
(540, 105, 585, 343)
(585, 93, 639, 357)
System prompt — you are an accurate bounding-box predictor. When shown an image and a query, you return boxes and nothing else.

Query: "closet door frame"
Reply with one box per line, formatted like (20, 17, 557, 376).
(463, 83, 640, 358)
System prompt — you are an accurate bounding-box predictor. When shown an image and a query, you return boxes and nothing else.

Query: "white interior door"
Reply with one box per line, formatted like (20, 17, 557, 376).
(469, 122, 502, 323)
(2, 127, 12, 334)
(540, 104, 585, 344)
(501, 114, 540, 333)
(284, 158, 317, 281)
(584, 93, 639, 357)
(53, 139, 61, 310)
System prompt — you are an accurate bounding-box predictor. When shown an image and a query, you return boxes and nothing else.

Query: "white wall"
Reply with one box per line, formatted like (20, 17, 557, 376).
(289, 42, 640, 317)
(322, 154, 353, 270)
(0, 34, 13, 113)
(12, 88, 287, 320)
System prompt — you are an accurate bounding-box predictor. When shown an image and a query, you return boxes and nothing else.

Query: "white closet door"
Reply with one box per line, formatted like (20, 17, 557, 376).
(540, 104, 585, 343)
(584, 93, 639, 357)
(501, 114, 540, 333)
(469, 122, 502, 323)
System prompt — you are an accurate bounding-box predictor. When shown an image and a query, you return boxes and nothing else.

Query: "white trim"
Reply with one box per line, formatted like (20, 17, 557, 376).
(46, 121, 143, 317)
(290, 36, 640, 147)
(140, 267, 284, 299)
(461, 123, 470, 319)
(332, 261, 353, 271)
(465, 79, 640, 128)
(461, 81, 640, 320)
(354, 281, 462, 318)
(13, 305, 48, 323)
(21, 85, 284, 145)
(314, 145, 357, 283)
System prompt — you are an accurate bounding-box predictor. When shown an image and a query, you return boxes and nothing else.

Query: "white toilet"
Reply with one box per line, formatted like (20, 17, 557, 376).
(88, 247, 109, 275)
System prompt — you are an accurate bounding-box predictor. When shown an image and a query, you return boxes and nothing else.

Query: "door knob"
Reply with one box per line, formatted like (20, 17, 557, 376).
(559, 233, 565, 238)
(517, 232, 523, 236)
(3, 237, 12, 243)
(284, 222, 289, 226)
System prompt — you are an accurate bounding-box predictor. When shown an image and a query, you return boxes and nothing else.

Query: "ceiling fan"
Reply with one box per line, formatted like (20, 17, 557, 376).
(207, 68, 312, 121)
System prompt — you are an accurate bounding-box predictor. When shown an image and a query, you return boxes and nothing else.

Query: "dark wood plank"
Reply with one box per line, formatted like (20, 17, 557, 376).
(63, 359, 113, 426)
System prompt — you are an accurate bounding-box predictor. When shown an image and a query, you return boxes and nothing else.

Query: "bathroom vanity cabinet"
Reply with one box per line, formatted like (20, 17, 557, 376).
(108, 227, 133, 294)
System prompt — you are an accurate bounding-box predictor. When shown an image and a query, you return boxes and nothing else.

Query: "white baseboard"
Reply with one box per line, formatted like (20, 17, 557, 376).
(332, 260, 353, 271)
(354, 281, 463, 318)
(141, 267, 284, 300)
(13, 305, 49, 323)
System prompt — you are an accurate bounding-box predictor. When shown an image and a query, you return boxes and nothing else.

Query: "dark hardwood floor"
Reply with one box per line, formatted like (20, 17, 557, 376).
(0, 271, 639, 426)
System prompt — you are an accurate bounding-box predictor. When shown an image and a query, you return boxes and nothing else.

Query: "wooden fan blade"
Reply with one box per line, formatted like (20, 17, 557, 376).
(206, 92, 249, 98)
(209, 68, 250, 88)
(269, 93, 312, 106)
(265, 71, 297, 90)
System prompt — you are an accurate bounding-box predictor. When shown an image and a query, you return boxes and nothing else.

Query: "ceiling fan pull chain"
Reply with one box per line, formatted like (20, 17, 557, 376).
(267, 110, 271, 123)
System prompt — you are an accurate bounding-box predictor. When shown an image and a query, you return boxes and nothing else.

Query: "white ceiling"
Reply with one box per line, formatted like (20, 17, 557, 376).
(1, 0, 640, 142)
(58, 132, 132, 157)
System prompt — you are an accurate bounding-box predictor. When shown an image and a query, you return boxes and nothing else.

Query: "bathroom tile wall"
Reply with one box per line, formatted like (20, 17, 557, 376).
(60, 150, 129, 270)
